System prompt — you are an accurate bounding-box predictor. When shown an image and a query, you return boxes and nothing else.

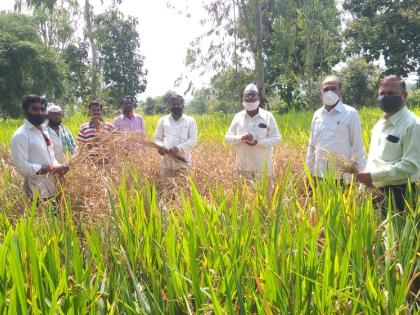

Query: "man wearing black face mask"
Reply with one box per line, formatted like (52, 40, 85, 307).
(11, 95, 69, 200)
(154, 94, 198, 179)
(46, 104, 76, 164)
(357, 75, 420, 213)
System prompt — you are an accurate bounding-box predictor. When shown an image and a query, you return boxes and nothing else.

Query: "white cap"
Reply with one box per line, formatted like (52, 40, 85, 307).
(243, 83, 259, 94)
(47, 104, 62, 113)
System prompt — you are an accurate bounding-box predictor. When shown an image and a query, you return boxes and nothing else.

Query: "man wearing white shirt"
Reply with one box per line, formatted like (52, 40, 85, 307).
(11, 95, 69, 199)
(357, 75, 419, 212)
(154, 95, 198, 179)
(225, 83, 281, 180)
(46, 104, 76, 164)
(306, 75, 365, 184)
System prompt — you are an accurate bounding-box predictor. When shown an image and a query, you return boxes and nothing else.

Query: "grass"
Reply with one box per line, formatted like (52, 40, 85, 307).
(0, 105, 419, 313)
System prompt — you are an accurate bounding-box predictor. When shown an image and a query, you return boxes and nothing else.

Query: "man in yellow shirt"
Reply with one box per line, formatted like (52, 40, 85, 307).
(357, 75, 419, 212)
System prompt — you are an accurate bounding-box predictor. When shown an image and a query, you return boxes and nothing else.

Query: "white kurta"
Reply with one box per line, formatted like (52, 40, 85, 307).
(225, 108, 281, 176)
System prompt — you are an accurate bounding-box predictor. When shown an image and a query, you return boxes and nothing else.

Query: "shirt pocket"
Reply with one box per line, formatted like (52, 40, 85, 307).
(333, 124, 349, 143)
(179, 126, 189, 141)
(381, 138, 402, 161)
(254, 123, 268, 140)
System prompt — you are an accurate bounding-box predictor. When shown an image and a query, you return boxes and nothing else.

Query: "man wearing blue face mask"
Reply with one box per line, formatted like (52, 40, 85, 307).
(357, 75, 420, 212)
(306, 75, 366, 185)
(225, 83, 281, 180)
(11, 95, 69, 200)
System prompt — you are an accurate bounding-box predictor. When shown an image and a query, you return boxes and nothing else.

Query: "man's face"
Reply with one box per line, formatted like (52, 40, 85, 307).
(122, 99, 134, 114)
(379, 81, 407, 102)
(26, 102, 46, 116)
(243, 91, 259, 102)
(170, 98, 184, 111)
(89, 104, 102, 119)
(321, 79, 340, 97)
(48, 111, 63, 123)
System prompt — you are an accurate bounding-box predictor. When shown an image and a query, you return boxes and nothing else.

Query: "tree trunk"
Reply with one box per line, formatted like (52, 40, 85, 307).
(14, 0, 22, 12)
(254, 0, 267, 109)
(84, 0, 99, 99)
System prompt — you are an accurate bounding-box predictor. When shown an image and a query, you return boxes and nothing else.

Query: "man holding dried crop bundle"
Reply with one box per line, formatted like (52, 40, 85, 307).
(357, 75, 420, 213)
(225, 83, 281, 181)
(77, 100, 114, 144)
(306, 75, 365, 185)
(11, 95, 69, 200)
(154, 94, 198, 179)
(114, 96, 146, 137)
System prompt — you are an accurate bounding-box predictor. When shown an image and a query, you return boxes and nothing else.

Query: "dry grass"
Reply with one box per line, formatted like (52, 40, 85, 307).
(0, 129, 305, 222)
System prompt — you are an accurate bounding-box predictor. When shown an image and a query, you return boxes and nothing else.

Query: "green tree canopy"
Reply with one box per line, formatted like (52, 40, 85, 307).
(94, 9, 147, 108)
(344, 0, 420, 77)
(0, 12, 66, 117)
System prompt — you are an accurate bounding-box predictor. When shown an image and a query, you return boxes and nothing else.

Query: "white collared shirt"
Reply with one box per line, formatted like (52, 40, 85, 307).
(11, 121, 60, 198)
(154, 114, 198, 169)
(366, 106, 420, 187)
(306, 101, 366, 180)
(225, 108, 281, 175)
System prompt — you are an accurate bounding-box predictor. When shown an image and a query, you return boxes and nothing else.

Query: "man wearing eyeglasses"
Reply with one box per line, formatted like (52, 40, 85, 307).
(11, 95, 69, 199)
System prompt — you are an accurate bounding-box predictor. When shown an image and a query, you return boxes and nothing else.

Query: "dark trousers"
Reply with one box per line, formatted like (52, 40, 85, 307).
(378, 183, 417, 214)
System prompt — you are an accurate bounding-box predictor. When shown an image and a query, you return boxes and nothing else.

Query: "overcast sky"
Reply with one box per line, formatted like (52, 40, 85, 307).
(0, 0, 209, 100)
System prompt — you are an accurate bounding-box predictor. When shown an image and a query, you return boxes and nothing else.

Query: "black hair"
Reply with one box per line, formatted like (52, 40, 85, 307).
(121, 95, 134, 105)
(380, 75, 407, 92)
(88, 100, 102, 110)
(22, 95, 47, 112)
(169, 94, 184, 105)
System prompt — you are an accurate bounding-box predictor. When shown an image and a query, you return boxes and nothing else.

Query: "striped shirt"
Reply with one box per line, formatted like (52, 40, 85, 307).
(77, 121, 114, 144)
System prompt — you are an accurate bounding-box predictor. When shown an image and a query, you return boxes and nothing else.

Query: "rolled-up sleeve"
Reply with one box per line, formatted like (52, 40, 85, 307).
(225, 115, 242, 145)
(11, 134, 42, 176)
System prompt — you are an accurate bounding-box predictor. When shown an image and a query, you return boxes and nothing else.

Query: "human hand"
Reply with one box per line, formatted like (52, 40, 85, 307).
(241, 133, 253, 142)
(356, 171, 372, 186)
(169, 147, 179, 155)
(158, 148, 166, 156)
(52, 164, 69, 176)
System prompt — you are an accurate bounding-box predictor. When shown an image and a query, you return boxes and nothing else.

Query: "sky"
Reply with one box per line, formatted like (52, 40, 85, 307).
(0, 0, 210, 100)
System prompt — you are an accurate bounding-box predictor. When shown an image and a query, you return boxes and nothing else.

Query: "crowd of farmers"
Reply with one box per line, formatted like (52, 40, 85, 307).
(9, 74, 420, 213)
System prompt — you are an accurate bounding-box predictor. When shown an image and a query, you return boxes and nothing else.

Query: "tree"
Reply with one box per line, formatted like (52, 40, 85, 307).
(0, 12, 66, 117)
(185, 0, 342, 109)
(62, 41, 91, 107)
(189, 88, 213, 114)
(141, 91, 175, 115)
(264, 0, 342, 108)
(337, 57, 383, 107)
(84, 0, 100, 99)
(343, 0, 420, 77)
(94, 9, 147, 108)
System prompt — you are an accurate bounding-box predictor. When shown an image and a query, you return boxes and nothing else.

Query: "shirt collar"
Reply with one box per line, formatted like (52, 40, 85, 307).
(169, 114, 184, 122)
(384, 106, 408, 126)
(24, 120, 46, 132)
(244, 109, 261, 119)
(323, 101, 344, 113)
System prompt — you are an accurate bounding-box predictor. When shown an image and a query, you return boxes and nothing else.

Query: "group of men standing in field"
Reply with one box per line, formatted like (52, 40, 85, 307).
(10, 74, 420, 213)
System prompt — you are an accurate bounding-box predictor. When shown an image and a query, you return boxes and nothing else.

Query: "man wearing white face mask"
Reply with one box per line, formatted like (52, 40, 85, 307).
(306, 75, 366, 184)
(225, 83, 281, 180)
